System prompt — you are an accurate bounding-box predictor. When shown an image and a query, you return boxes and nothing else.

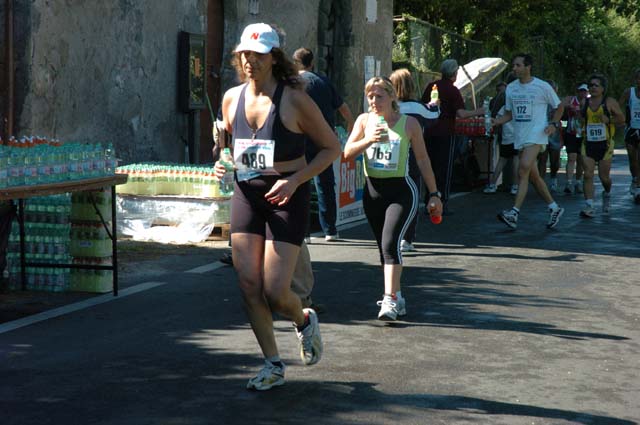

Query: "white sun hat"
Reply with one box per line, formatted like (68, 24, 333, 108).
(234, 23, 280, 54)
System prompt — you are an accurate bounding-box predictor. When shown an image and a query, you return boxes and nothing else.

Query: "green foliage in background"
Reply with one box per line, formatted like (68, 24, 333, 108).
(394, 0, 640, 97)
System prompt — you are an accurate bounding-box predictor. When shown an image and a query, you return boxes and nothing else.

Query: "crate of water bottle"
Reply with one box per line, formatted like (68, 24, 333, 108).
(0, 138, 117, 188)
(71, 189, 112, 222)
(23, 194, 71, 224)
(5, 259, 70, 292)
(116, 163, 220, 197)
(8, 229, 71, 258)
(455, 117, 491, 137)
(25, 267, 70, 292)
(70, 222, 112, 258)
(70, 257, 112, 293)
(9, 221, 71, 256)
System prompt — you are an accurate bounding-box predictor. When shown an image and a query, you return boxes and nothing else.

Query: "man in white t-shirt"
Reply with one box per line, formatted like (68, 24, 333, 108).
(619, 67, 640, 201)
(491, 53, 565, 229)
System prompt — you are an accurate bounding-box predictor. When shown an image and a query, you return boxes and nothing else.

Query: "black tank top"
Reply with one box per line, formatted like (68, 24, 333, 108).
(232, 82, 306, 162)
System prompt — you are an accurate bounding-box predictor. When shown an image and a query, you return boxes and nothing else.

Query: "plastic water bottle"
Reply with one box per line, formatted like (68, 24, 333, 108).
(104, 143, 116, 175)
(429, 201, 442, 224)
(483, 97, 492, 136)
(560, 146, 568, 169)
(430, 85, 439, 104)
(377, 115, 390, 152)
(219, 148, 235, 196)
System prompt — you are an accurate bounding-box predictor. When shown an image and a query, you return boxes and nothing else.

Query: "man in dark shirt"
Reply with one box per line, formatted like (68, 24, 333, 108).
(293, 47, 354, 239)
(421, 59, 484, 213)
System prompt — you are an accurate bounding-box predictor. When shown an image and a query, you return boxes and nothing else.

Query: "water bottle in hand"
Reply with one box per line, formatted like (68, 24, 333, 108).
(377, 115, 390, 152)
(219, 148, 235, 196)
(483, 97, 492, 136)
(429, 201, 442, 224)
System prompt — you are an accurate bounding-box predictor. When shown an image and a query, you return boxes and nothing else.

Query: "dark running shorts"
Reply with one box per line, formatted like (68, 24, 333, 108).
(563, 132, 583, 154)
(499, 143, 518, 158)
(624, 128, 640, 148)
(230, 173, 310, 246)
(582, 140, 613, 162)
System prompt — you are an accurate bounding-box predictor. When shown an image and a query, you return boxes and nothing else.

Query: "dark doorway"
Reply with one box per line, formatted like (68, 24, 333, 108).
(318, 0, 352, 105)
(199, 0, 224, 164)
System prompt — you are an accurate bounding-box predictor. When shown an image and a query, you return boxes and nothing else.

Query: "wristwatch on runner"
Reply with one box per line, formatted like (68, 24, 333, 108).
(429, 191, 442, 199)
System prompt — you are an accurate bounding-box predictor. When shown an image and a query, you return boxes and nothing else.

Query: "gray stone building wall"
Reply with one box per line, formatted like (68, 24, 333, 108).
(2, 0, 393, 163)
(221, 0, 394, 121)
(6, 0, 207, 163)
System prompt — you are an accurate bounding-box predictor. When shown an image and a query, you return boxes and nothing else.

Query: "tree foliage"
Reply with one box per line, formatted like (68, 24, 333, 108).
(394, 0, 640, 96)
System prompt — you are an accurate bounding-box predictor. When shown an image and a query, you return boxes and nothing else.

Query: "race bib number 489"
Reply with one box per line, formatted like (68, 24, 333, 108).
(233, 138, 277, 181)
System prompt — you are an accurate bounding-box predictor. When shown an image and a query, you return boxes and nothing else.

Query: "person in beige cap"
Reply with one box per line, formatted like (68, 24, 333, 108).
(214, 23, 340, 390)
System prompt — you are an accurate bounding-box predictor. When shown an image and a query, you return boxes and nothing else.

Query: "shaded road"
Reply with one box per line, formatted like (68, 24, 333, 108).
(1, 150, 638, 425)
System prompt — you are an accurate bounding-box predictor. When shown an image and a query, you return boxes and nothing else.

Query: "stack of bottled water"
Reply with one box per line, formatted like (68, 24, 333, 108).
(0, 136, 117, 189)
(6, 194, 72, 292)
(116, 163, 222, 198)
(69, 189, 114, 293)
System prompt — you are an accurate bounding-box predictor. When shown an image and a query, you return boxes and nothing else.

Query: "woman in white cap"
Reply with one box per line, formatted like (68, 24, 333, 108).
(214, 23, 340, 390)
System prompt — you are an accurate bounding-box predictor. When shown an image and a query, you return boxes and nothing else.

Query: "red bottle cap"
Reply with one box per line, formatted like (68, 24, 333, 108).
(430, 214, 442, 224)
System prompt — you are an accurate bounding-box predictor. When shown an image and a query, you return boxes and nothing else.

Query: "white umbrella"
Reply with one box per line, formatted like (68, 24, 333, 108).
(454, 57, 508, 108)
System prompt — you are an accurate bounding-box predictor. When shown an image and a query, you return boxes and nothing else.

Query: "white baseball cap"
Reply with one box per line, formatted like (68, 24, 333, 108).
(578, 83, 589, 91)
(234, 23, 280, 54)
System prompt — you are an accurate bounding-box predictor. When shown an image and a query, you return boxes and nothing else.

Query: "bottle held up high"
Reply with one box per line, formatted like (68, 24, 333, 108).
(376, 115, 391, 152)
(429, 84, 439, 105)
(376, 115, 389, 143)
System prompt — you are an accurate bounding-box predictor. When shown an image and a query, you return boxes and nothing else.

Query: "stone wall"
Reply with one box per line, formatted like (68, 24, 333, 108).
(3, 0, 393, 162)
(10, 0, 206, 163)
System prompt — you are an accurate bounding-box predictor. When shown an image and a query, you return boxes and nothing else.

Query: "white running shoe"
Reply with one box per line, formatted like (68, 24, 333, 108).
(602, 191, 611, 214)
(377, 294, 406, 321)
(580, 205, 595, 218)
(483, 184, 497, 194)
(246, 360, 286, 391)
(510, 184, 519, 195)
(295, 308, 322, 365)
(400, 239, 415, 252)
(547, 207, 565, 229)
(497, 209, 518, 229)
(325, 233, 339, 242)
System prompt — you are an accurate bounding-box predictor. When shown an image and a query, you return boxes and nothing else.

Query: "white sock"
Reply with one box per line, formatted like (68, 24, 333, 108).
(548, 202, 559, 210)
(266, 355, 282, 365)
(586, 199, 594, 207)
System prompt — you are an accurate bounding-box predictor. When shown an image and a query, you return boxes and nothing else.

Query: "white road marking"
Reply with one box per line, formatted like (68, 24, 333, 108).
(185, 262, 227, 274)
